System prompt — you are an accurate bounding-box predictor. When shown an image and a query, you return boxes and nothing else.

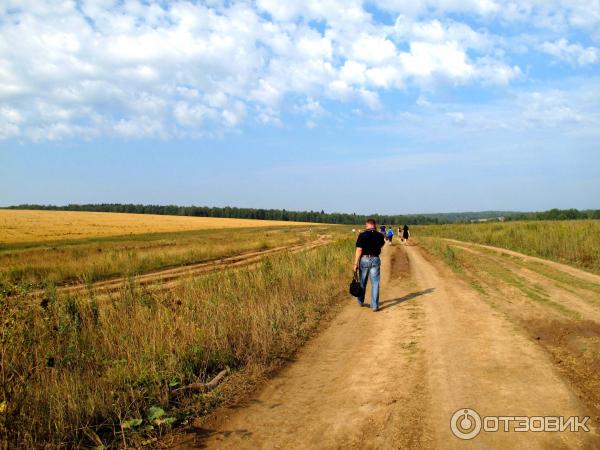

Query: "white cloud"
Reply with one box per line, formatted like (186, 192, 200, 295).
(518, 90, 587, 127)
(416, 95, 432, 107)
(359, 89, 382, 110)
(0, 106, 21, 139)
(327, 80, 354, 99)
(392, 16, 492, 51)
(541, 38, 599, 66)
(0, 0, 596, 140)
(366, 65, 402, 88)
(363, 80, 600, 140)
(374, 0, 600, 33)
(257, 107, 283, 127)
(340, 60, 368, 85)
(350, 34, 397, 64)
(221, 101, 247, 127)
(295, 98, 325, 116)
(174, 102, 215, 126)
(113, 116, 166, 139)
(446, 111, 466, 125)
(400, 41, 474, 80)
(474, 57, 522, 85)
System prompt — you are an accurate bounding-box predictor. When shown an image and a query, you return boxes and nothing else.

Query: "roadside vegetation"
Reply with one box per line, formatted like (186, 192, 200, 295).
(422, 238, 581, 317)
(414, 220, 600, 274)
(0, 236, 353, 448)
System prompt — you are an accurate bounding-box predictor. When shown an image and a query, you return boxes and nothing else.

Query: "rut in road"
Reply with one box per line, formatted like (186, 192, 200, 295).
(174, 242, 600, 449)
(27, 236, 330, 300)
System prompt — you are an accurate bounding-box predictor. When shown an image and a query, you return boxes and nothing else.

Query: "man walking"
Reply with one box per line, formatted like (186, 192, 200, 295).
(353, 219, 385, 311)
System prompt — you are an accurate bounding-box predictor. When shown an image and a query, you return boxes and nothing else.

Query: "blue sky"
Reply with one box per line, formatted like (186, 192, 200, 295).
(1, 1, 599, 214)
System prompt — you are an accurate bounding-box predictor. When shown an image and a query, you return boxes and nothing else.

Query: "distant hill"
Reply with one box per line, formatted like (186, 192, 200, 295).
(3, 204, 599, 225)
(413, 211, 518, 223)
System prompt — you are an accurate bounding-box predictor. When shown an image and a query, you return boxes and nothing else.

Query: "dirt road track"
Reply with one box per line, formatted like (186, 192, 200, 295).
(31, 236, 330, 298)
(175, 242, 600, 449)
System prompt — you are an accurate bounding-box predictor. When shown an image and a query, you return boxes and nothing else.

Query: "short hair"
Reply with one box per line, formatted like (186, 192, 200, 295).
(366, 218, 376, 226)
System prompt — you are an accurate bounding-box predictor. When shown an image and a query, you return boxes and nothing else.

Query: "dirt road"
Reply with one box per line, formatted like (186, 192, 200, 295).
(29, 235, 330, 299)
(177, 241, 600, 449)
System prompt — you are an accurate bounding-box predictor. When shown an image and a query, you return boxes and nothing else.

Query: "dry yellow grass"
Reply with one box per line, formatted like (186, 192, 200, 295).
(0, 209, 312, 244)
(1, 238, 353, 447)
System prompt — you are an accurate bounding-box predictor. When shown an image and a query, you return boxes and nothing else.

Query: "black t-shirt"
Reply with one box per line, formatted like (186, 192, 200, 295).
(355, 229, 385, 256)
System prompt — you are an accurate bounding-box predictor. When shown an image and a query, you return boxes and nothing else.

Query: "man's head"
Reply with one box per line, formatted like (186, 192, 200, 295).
(365, 218, 376, 229)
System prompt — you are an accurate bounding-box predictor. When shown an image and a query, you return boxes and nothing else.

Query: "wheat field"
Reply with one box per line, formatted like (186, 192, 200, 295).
(0, 209, 312, 244)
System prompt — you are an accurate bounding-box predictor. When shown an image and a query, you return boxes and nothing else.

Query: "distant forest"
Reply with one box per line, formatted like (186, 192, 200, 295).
(4, 204, 600, 225)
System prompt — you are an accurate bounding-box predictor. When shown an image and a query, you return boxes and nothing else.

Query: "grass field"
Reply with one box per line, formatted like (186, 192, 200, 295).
(0, 209, 313, 245)
(414, 220, 600, 275)
(0, 210, 350, 447)
(0, 209, 334, 293)
(0, 226, 332, 292)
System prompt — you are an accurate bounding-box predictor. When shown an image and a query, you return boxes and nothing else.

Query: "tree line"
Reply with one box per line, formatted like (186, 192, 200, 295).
(506, 208, 600, 221)
(4, 204, 600, 225)
(4, 203, 441, 225)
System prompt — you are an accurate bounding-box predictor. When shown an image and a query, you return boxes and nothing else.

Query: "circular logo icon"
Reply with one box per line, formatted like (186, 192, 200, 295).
(450, 408, 482, 440)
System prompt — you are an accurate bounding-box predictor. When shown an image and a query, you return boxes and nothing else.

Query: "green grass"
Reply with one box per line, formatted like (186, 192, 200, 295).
(428, 238, 463, 274)
(520, 261, 600, 299)
(415, 220, 600, 275)
(423, 238, 486, 296)
(421, 238, 578, 318)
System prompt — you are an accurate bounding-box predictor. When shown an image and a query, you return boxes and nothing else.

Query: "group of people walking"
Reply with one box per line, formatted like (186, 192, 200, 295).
(378, 224, 410, 244)
(352, 220, 410, 312)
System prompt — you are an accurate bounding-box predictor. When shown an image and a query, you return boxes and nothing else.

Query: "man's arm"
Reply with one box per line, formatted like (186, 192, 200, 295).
(354, 247, 362, 272)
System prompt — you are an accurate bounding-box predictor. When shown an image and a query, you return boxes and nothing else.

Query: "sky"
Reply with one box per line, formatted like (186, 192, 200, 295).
(1, 0, 599, 215)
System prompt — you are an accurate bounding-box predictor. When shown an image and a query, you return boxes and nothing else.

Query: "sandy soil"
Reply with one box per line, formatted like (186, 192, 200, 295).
(170, 242, 600, 449)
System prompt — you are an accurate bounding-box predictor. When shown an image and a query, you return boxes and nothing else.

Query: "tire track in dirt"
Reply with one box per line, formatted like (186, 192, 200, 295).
(172, 243, 433, 449)
(170, 242, 600, 449)
(423, 239, 600, 433)
(447, 241, 600, 320)
(411, 244, 599, 449)
(30, 236, 331, 299)
(441, 238, 600, 285)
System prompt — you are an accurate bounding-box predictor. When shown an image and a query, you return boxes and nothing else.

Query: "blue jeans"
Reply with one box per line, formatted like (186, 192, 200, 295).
(358, 255, 381, 310)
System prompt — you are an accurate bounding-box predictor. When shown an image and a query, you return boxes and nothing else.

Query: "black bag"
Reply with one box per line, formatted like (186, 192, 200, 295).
(349, 270, 364, 297)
